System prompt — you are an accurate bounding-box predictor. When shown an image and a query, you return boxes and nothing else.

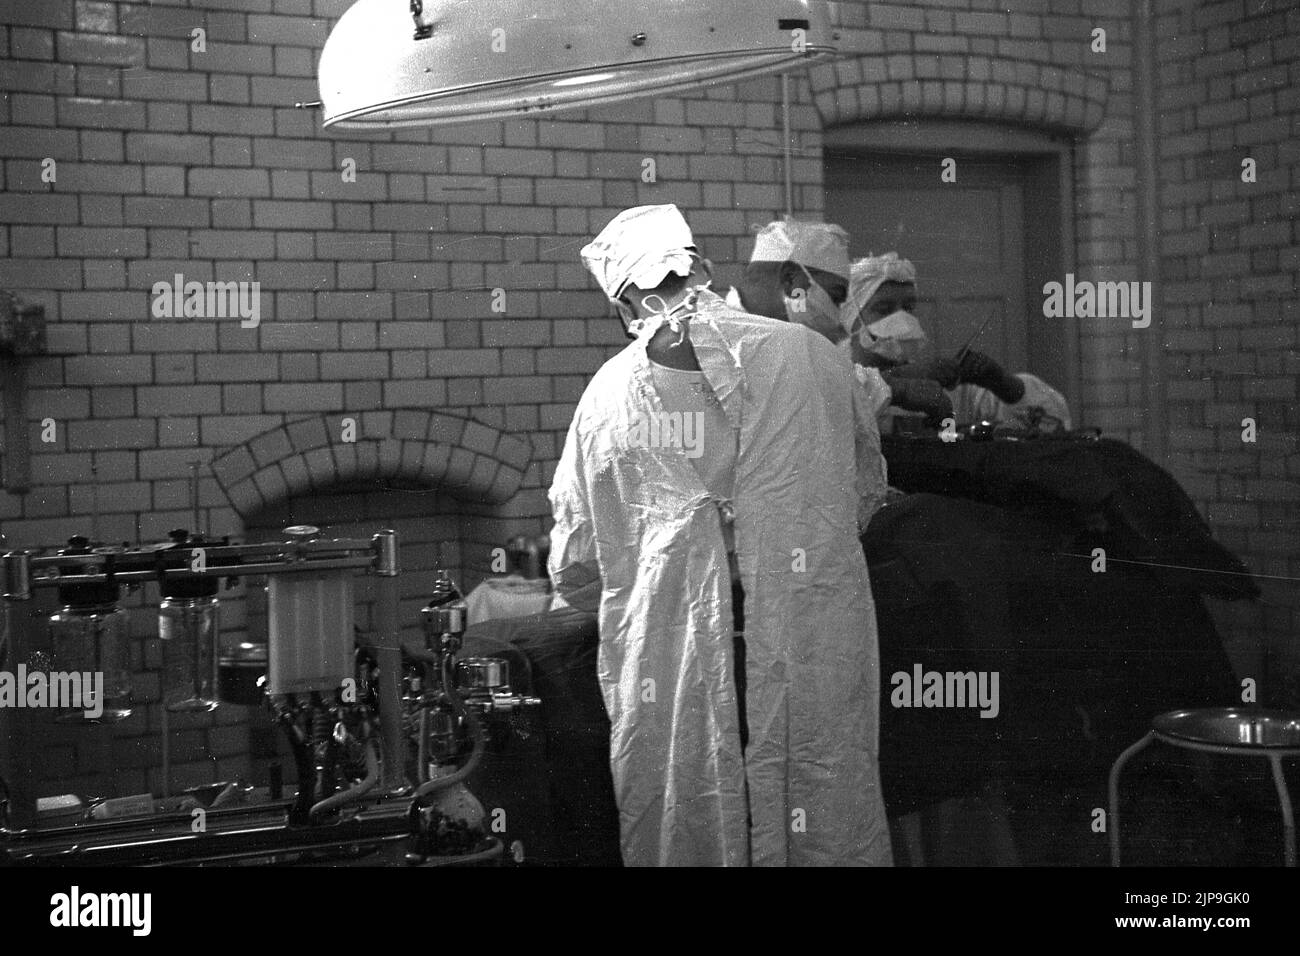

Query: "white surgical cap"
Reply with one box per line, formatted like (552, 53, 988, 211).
(750, 218, 850, 281)
(580, 204, 696, 302)
(846, 253, 918, 325)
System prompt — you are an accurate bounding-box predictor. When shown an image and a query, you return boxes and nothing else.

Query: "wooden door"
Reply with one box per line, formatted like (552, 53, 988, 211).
(825, 152, 1030, 374)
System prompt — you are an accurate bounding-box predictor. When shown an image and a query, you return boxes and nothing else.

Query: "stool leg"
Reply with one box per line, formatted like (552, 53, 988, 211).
(1108, 733, 1155, 867)
(1267, 755, 1296, 868)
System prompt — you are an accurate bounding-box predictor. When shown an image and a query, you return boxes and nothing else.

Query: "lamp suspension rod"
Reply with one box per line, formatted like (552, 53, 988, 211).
(781, 73, 794, 217)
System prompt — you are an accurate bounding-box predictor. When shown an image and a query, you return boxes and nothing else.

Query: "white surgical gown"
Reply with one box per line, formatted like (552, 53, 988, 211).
(548, 290, 891, 866)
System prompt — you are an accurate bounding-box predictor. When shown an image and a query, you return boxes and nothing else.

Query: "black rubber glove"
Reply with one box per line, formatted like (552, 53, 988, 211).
(887, 358, 959, 389)
(929, 358, 960, 390)
(885, 375, 954, 423)
(956, 350, 1025, 403)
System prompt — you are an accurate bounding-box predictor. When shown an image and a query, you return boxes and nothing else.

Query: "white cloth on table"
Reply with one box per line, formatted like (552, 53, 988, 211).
(946, 373, 1073, 430)
(465, 575, 553, 625)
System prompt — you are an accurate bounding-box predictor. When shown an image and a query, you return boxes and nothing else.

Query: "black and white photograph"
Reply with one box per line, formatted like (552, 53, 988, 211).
(0, 0, 1296, 932)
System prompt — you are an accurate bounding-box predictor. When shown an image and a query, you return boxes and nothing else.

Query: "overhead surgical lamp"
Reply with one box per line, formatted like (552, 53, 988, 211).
(317, 0, 843, 129)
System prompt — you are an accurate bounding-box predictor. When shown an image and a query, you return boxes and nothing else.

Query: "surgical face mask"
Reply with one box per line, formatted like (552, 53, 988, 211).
(857, 310, 929, 367)
(865, 309, 925, 342)
(855, 329, 906, 367)
(784, 265, 842, 340)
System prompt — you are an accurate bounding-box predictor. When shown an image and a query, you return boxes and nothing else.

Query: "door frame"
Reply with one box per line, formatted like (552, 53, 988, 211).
(822, 120, 1080, 417)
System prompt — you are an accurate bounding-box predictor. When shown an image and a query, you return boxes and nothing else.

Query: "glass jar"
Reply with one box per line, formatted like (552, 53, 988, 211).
(158, 529, 222, 713)
(48, 601, 132, 723)
(47, 536, 132, 723)
(159, 594, 220, 712)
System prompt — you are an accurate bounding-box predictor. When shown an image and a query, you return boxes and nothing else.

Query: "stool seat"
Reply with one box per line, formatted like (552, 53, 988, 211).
(1110, 706, 1300, 867)
(1152, 707, 1300, 750)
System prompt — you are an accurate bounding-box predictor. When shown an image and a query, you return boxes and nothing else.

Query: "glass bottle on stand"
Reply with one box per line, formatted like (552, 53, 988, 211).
(158, 529, 221, 713)
(48, 536, 133, 723)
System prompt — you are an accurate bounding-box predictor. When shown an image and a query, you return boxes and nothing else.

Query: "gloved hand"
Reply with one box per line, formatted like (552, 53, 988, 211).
(929, 357, 960, 390)
(886, 358, 959, 389)
(955, 350, 1025, 403)
(887, 360, 943, 381)
(884, 375, 954, 423)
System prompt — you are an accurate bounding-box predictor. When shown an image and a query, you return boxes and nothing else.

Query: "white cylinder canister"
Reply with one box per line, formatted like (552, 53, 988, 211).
(267, 568, 355, 696)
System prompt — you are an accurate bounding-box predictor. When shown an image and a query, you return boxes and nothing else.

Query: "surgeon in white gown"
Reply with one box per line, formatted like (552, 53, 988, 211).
(549, 204, 891, 866)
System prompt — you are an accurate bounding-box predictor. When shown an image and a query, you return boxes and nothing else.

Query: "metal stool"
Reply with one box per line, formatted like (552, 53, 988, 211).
(1109, 707, 1300, 866)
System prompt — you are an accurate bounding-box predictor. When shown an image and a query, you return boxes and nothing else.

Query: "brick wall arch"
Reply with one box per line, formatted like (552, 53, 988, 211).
(210, 410, 532, 521)
(808, 55, 1109, 134)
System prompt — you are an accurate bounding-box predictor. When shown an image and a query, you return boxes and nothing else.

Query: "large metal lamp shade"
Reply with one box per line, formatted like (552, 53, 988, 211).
(318, 0, 841, 129)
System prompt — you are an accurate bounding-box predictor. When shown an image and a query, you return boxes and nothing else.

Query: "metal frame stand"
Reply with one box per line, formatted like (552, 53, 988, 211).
(1, 528, 409, 835)
(1109, 726, 1299, 867)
